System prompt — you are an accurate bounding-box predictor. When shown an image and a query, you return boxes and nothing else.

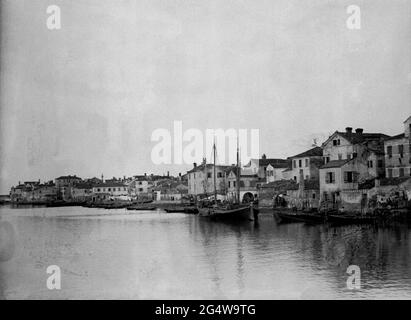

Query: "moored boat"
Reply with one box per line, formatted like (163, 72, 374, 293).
(327, 214, 376, 225)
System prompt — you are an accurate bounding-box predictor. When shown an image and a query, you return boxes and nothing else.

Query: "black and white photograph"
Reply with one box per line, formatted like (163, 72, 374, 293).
(0, 0, 411, 305)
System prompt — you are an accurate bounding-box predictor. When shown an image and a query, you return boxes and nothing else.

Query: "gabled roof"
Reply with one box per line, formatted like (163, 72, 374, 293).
(323, 131, 389, 147)
(379, 177, 411, 186)
(92, 182, 126, 188)
(385, 133, 405, 141)
(187, 163, 232, 174)
(266, 162, 290, 169)
(289, 146, 323, 159)
(320, 159, 351, 169)
(56, 175, 81, 180)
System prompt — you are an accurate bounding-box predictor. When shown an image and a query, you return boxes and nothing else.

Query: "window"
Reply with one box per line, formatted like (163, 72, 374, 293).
(344, 171, 358, 183)
(323, 156, 330, 164)
(217, 172, 222, 178)
(207, 173, 212, 178)
(294, 176, 297, 181)
(299, 160, 302, 167)
(333, 139, 340, 146)
(325, 172, 335, 184)
(293, 160, 296, 168)
(233, 181, 236, 187)
(387, 146, 392, 158)
(228, 181, 231, 188)
(399, 145, 404, 158)
(312, 193, 316, 199)
(367, 160, 373, 168)
(138, 188, 143, 192)
(387, 168, 393, 178)
(108, 188, 111, 192)
(399, 168, 405, 177)
(305, 159, 309, 167)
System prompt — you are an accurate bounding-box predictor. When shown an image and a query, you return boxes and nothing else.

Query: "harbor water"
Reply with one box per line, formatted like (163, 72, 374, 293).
(1, 205, 411, 299)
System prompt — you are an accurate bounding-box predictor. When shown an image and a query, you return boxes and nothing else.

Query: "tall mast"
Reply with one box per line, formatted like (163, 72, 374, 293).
(236, 137, 240, 204)
(213, 139, 217, 202)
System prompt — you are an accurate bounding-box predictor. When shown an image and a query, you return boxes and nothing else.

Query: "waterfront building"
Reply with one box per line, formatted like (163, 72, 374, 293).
(10, 180, 57, 203)
(319, 127, 388, 205)
(226, 168, 259, 203)
(91, 182, 129, 201)
(243, 154, 288, 179)
(266, 162, 291, 183)
(71, 182, 93, 202)
(187, 160, 232, 198)
(152, 181, 188, 202)
(384, 116, 411, 178)
(55, 175, 82, 200)
(288, 146, 323, 183)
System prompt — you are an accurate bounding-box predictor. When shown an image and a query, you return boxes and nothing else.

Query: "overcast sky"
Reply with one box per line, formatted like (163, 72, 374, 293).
(0, 0, 410, 193)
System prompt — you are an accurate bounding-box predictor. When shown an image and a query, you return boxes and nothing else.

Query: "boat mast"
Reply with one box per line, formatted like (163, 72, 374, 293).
(236, 137, 240, 204)
(213, 139, 217, 202)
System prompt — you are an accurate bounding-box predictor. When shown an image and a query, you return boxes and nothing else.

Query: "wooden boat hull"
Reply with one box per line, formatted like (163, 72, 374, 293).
(327, 214, 376, 225)
(127, 206, 156, 211)
(274, 211, 324, 224)
(209, 205, 256, 221)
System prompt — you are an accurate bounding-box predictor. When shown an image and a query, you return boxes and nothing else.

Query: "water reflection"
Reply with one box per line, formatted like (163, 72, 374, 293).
(1, 206, 411, 299)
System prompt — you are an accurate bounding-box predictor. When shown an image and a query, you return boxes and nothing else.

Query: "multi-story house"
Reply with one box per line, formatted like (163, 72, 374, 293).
(266, 161, 291, 183)
(55, 175, 82, 200)
(226, 168, 259, 202)
(243, 154, 288, 179)
(384, 116, 411, 178)
(288, 146, 323, 183)
(319, 127, 388, 203)
(91, 182, 128, 201)
(71, 182, 93, 202)
(10, 180, 56, 203)
(187, 160, 232, 198)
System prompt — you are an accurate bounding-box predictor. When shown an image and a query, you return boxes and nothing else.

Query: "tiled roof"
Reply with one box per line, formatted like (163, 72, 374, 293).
(267, 162, 290, 169)
(379, 177, 411, 186)
(257, 158, 288, 167)
(335, 131, 389, 145)
(92, 182, 126, 188)
(56, 175, 81, 180)
(290, 146, 323, 159)
(187, 163, 232, 174)
(385, 133, 405, 141)
(260, 180, 298, 191)
(300, 180, 320, 190)
(320, 159, 351, 169)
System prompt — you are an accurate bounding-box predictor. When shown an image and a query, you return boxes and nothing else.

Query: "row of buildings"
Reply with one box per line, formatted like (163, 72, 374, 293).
(10, 173, 189, 204)
(186, 116, 411, 213)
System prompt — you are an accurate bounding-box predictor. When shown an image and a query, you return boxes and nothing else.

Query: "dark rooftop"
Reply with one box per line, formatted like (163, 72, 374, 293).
(320, 159, 351, 169)
(289, 146, 323, 159)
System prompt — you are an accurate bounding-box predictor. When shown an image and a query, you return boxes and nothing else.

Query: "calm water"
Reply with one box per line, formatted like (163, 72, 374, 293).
(1, 205, 411, 299)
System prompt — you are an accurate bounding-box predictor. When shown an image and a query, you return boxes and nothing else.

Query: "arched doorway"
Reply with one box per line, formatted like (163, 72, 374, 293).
(242, 192, 254, 203)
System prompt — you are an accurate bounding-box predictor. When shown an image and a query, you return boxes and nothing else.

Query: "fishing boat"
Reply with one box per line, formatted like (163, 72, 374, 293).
(327, 214, 376, 225)
(206, 139, 257, 222)
(127, 206, 156, 211)
(274, 210, 324, 224)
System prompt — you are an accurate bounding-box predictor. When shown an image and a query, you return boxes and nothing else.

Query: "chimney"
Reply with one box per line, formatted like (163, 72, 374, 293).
(144, 173, 147, 177)
(262, 154, 267, 160)
(193, 162, 197, 168)
(375, 178, 380, 188)
(355, 128, 363, 134)
(167, 171, 169, 177)
(345, 127, 353, 134)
